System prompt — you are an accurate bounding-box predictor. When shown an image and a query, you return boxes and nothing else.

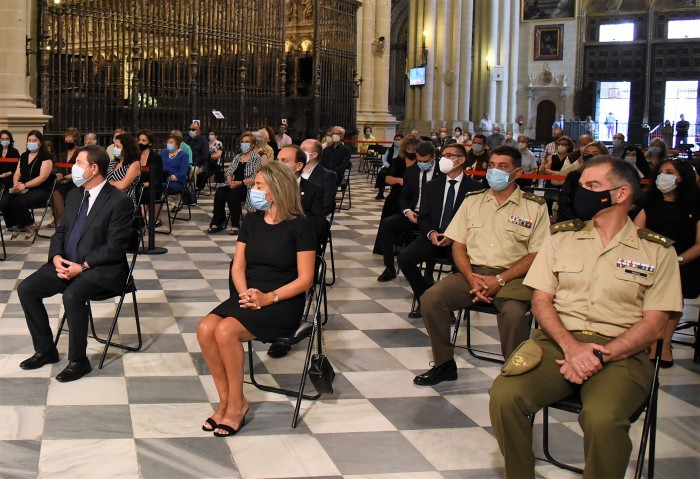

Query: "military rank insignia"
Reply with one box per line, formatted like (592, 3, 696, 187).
(508, 214, 532, 229)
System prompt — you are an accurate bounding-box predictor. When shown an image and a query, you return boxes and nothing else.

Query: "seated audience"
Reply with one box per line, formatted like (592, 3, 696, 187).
(611, 132, 627, 158)
(540, 134, 573, 186)
(516, 135, 538, 174)
(107, 133, 142, 204)
(253, 131, 272, 165)
(465, 134, 488, 170)
(300, 139, 336, 216)
(0, 130, 54, 240)
(157, 131, 190, 226)
(378, 135, 421, 221)
(621, 144, 651, 178)
(397, 143, 483, 317)
(137, 129, 164, 219)
(83, 132, 98, 146)
(17, 144, 134, 382)
(208, 131, 262, 235)
(633, 158, 699, 368)
(489, 156, 682, 479)
(106, 128, 125, 160)
(376, 140, 442, 281)
(207, 129, 224, 180)
(486, 125, 505, 150)
(258, 126, 277, 161)
(502, 129, 517, 148)
(51, 127, 81, 227)
(414, 146, 550, 386)
(375, 134, 403, 200)
(197, 161, 316, 436)
(646, 137, 667, 170)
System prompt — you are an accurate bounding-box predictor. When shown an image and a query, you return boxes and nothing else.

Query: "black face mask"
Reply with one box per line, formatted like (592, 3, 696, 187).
(64, 141, 75, 150)
(138, 143, 151, 151)
(405, 152, 417, 160)
(582, 154, 593, 162)
(574, 186, 621, 221)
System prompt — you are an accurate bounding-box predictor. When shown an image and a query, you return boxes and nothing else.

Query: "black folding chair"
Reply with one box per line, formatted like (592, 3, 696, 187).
(335, 167, 351, 212)
(31, 174, 58, 243)
(54, 228, 142, 369)
(0, 185, 5, 260)
(247, 256, 328, 428)
(538, 339, 664, 478)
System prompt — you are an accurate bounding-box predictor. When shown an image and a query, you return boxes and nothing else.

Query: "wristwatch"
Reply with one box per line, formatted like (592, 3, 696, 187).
(678, 256, 683, 263)
(81, 263, 89, 272)
(495, 274, 506, 287)
(593, 349, 605, 367)
(271, 291, 279, 303)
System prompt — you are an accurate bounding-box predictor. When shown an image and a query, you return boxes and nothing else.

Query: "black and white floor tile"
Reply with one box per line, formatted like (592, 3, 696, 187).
(0, 166, 698, 478)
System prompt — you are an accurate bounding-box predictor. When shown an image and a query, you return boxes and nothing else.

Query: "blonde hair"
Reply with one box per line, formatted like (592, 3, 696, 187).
(399, 135, 421, 157)
(259, 161, 304, 222)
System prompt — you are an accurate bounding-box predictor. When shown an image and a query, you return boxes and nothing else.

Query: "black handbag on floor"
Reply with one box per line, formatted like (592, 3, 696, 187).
(308, 323, 335, 394)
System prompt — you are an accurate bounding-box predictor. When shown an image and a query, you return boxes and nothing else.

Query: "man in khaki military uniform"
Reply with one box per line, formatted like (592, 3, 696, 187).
(489, 156, 683, 479)
(414, 145, 550, 386)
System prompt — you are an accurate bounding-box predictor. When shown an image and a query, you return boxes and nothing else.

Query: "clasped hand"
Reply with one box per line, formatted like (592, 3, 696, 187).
(53, 256, 82, 280)
(469, 273, 501, 303)
(556, 341, 609, 384)
(238, 288, 271, 310)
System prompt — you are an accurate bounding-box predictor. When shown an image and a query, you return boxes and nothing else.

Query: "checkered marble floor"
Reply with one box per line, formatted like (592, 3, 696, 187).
(1, 166, 699, 479)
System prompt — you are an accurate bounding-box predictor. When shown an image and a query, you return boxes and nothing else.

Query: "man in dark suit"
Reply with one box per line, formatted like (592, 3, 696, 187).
(436, 127, 456, 152)
(300, 139, 336, 216)
(398, 144, 484, 317)
(17, 145, 134, 382)
(320, 126, 352, 185)
(269, 145, 329, 359)
(278, 145, 328, 246)
(375, 141, 442, 282)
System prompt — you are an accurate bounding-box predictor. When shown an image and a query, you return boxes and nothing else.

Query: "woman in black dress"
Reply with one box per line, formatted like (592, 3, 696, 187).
(380, 134, 420, 220)
(197, 161, 316, 437)
(50, 127, 80, 227)
(633, 159, 700, 367)
(137, 129, 163, 220)
(0, 130, 53, 240)
(0, 130, 21, 191)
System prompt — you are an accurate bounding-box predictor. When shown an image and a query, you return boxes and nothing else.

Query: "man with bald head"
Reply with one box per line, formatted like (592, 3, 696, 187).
(300, 139, 336, 215)
(320, 126, 352, 185)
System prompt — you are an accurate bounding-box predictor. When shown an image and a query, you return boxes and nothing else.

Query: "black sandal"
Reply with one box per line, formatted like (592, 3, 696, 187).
(202, 417, 218, 432)
(213, 416, 247, 437)
(207, 225, 223, 234)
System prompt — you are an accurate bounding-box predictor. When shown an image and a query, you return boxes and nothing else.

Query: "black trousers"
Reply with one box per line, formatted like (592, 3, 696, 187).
(398, 235, 451, 300)
(376, 213, 418, 269)
(18, 263, 114, 360)
(210, 184, 247, 228)
(0, 189, 51, 228)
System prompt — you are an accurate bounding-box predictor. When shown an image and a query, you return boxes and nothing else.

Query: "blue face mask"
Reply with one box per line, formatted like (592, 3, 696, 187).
(648, 146, 661, 156)
(249, 188, 270, 211)
(486, 168, 515, 191)
(0, 140, 10, 148)
(188, 130, 197, 138)
(208, 135, 215, 142)
(166, 143, 175, 152)
(241, 142, 251, 154)
(417, 161, 432, 172)
(113, 147, 122, 158)
(26, 142, 39, 152)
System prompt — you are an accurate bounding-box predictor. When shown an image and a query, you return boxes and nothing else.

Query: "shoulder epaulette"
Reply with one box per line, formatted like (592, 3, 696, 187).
(465, 189, 487, 197)
(637, 228, 674, 248)
(550, 219, 585, 234)
(522, 191, 547, 205)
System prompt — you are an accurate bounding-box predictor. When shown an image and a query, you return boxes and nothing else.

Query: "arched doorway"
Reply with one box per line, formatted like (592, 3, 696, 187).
(536, 100, 556, 141)
(389, 0, 409, 120)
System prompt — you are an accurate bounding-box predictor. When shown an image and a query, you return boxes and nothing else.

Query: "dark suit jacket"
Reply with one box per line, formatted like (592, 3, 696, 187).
(307, 163, 336, 216)
(300, 177, 329, 244)
(437, 138, 456, 151)
(320, 143, 351, 182)
(418, 174, 484, 237)
(49, 182, 135, 292)
(399, 164, 443, 213)
(184, 135, 211, 170)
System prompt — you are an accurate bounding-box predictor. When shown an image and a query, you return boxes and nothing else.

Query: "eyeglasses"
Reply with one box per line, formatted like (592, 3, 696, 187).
(442, 153, 464, 160)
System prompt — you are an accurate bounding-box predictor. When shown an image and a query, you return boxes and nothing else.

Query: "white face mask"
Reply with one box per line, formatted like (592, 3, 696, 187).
(505, 134, 512, 140)
(557, 145, 568, 154)
(655, 173, 678, 194)
(517, 142, 527, 151)
(472, 144, 483, 154)
(440, 132, 447, 139)
(331, 134, 341, 143)
(71, 164, 95, 187)
(439, 157, 456, 174)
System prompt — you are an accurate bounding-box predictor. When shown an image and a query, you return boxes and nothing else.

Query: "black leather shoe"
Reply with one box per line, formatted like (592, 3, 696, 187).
(267, 342, 291, 358)
(19, 350, 59, 370)
(377, 267, 397, 282)
(408, 306, 422, 319)
(413, 360, 457, 386)
(55, 358, 92, 382)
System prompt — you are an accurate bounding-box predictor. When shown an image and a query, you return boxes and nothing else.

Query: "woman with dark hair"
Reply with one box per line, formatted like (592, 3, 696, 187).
(620, 144, 651, 179)
(137, 130, 163, 218)
(50, 127, 81, 227)
(0, 130, 54, 240)
(541, 134, 573, 187)
(633, 159, 700, 367)
(107, 133, 141, 204)
(208, 131, 262, 235)
(0, 130, 21, 191)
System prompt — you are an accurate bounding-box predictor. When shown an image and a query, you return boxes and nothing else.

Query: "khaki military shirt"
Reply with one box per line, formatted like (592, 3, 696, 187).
(524, 219, 683, 338)
(444, 187, 550, 269)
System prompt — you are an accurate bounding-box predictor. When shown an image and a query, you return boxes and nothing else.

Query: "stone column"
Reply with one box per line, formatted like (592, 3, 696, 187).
(416, 0, 436, 133)
(458, 0, 474, 131)
(508, 0, 520, 131)
(0, 0, 51, 149)
(356, 0, 398, 141)
(445, 0, 462, 125)
(498, 0, 511, 124)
